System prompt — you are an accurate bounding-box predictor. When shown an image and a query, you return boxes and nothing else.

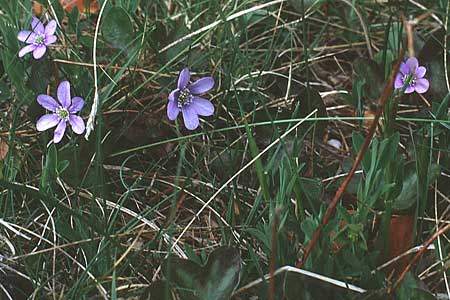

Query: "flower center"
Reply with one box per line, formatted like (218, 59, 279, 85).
(177, 88, 193, 108)
(56, 107, 69, 120)
(403, 74, 417, 87)
(34, 34, 45, 46)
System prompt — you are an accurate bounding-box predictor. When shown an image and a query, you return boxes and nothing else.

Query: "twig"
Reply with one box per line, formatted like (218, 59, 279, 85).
(84, 0, 109, 140)
(389, 222, 450, 293)
(297, 41, 406, 268)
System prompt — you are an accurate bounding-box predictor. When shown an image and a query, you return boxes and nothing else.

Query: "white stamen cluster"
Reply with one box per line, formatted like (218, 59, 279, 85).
(34, 33, 45, 46)
(56, 107, 69, 120)
(177, 88, 193, 108)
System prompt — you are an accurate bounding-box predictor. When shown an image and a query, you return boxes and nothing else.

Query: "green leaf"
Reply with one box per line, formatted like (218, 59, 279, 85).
(101, 7, 134, 50)
(353, 58, 384, 101)
(392, 163, 440, 211)
(288, 0, 326, 13)
(28, 59, 52, 94)
(40, 144, 58, 192)
(299, 177, 322, 207)
(295, 86, 328, 138)
(57, 160, 70, 175)
(0, 81, 11, 102)
(162, 247, 241, 300)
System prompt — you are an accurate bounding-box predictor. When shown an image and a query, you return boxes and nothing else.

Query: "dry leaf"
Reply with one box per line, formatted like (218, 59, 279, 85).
(33, 0, 99, 15)
(60, 0, 99, 13)
(0, 139, 9, 161)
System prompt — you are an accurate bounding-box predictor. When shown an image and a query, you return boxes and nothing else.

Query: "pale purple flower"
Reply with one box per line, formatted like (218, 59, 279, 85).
(36, 81, 85, 144)
(167, 67, 215, 130)
(17, 17, 57, 59)
(394, 57, 429, 94)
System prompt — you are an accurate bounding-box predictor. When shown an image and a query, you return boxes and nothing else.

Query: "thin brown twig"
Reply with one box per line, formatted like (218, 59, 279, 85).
(297, 40, 406, 269)
(389, 222, 450, 294)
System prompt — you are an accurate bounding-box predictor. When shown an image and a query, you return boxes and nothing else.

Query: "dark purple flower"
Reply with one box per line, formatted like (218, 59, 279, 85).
(36, 81, 85, 144)
(17, 17, 57, 59)
(394, 57, 429, 94)
(167, 67, 215, 130)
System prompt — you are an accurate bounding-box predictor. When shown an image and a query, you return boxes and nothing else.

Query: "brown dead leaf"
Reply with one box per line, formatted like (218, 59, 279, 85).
(0, 139, 9, 161)
(388, 214, 414, 275)
(33, 0, 99, 14)
(60, 0, 99, 13)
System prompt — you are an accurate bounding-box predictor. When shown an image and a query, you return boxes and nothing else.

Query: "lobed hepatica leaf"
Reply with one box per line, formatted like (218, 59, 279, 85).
(161, 246, 242, 300)
(101, 7, 134, 50)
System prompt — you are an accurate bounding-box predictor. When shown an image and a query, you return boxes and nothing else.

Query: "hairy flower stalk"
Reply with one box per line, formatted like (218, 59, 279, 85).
(36, 81, 86, 143)
(17, 17, 57, 59)
(167, 68, 215, 130)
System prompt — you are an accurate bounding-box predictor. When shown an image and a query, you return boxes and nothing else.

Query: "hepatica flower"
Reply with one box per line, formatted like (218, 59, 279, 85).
(167, 68, 215, 130)
(17, 17, 57, 59)
(36, 81, 85, 143)
(394, 57, 429, 94)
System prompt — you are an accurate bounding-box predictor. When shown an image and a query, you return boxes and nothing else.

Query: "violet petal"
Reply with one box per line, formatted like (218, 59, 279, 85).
(394, 74, 404, 90)
(399, 62, 410, 75)
(414, 78, 429, 94)
(167, 99, 180, 121)
(181, 105, 199, 130)
(69, 115, 85, 134)
(406, 57, 419, 72)
(178, 68, 190, 90)
(37, 95, 59, 112)
(69, 97, 84, 113)
(33, 45, 47, 59)
(18, 44, 36, 57)
(188, 77, 215, 94)
(404, 85, 414, 94)
(36, 114, 60, 131)
(45, 35, 57, 46)
(17, 31, 36, 43)
(57, 81, 71, 108)
(168, 89, 178, 102)
(44, 20, 57, 36)
(31, 17, 45, 34)
(53, 120, 67, 144)
(415, 66, 426, 78)
(190, 96, 214, 116)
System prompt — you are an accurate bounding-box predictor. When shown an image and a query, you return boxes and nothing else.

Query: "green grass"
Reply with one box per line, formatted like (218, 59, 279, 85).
(1, 0, 450, 299)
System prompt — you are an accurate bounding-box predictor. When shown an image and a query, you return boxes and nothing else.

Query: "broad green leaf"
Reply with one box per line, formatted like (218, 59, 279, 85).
(161, 247, 241, 300)
(101, 7, 134, 49)
(393, 163, 440, 211)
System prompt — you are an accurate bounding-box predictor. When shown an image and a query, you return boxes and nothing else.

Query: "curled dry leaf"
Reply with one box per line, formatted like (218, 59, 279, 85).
(60, 0, 99, 13)
(33, 0, 99, 15)
(0, 139, 8, 161)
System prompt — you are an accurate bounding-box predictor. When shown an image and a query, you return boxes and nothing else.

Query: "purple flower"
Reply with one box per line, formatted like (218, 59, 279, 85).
(17, 17, 57, 59)
(394, 57, 429, 94)
(167, 68, 215, 130)
(36, 81, 85, 144)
